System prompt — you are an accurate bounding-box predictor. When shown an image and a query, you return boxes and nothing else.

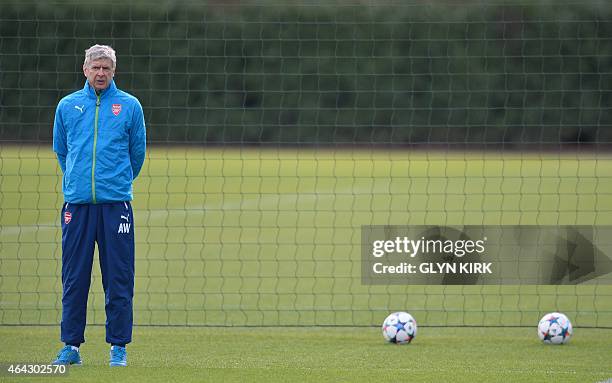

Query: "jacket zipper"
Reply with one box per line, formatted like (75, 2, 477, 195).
(92, 94, 100, 204)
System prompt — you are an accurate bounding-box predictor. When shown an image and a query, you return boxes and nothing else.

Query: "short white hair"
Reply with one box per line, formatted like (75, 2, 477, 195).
(84, 44, 116, 69)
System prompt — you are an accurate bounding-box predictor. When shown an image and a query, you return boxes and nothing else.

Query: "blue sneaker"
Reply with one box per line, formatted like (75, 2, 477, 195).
(52, 345, 82, 365)
(109, 346, 127, 367)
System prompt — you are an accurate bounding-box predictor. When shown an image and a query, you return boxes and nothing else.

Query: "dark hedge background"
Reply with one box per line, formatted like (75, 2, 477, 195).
(1, 1, 611, 145)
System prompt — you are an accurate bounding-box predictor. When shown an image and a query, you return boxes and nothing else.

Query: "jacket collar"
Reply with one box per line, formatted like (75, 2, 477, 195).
(83, 79, 117, 99)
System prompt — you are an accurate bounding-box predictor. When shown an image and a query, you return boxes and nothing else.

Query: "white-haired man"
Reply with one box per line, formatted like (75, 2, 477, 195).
(52, 44, 146, 367)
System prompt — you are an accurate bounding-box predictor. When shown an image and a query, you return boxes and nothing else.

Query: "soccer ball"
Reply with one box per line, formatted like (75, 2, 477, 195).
(537, 312, 573, 344)
(382, 312, 417, 344)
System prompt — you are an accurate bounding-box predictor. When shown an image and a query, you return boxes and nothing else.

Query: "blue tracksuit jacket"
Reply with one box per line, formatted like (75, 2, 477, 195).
(53, 80, 146, 203)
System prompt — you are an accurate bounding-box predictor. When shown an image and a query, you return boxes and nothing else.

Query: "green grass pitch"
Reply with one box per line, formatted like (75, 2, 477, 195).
(1, 145, 612, 382)
(1, 326, 611, 382)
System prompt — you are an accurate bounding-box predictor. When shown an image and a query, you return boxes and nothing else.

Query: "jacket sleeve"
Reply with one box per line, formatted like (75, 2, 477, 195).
(53, 101, 67, 173)
(129, 99, 146, 180)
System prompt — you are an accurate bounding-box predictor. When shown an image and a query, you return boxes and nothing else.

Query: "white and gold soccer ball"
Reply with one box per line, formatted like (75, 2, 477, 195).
(537, 312, 573, 345)
(382, 312, 417, 344)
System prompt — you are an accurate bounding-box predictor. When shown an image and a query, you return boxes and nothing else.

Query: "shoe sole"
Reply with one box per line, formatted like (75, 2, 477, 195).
(52, 360, 82, 366)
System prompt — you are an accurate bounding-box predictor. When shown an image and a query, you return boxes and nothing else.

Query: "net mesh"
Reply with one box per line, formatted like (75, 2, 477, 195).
(1, 0, 611, 327)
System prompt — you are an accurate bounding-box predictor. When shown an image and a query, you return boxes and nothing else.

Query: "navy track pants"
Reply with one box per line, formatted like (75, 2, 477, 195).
(60, 201, 134, 345)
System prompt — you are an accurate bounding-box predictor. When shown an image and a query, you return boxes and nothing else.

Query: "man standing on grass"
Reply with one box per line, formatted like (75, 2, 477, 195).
(51, 44, 146, 367)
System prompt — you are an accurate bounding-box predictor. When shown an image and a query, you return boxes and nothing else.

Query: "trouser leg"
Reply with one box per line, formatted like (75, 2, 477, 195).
(98, 202, 135, 345)
(60, 203, 96, 345)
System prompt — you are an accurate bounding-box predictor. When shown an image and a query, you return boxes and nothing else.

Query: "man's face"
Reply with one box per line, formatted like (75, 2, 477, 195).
(83, 58, 115, 91)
